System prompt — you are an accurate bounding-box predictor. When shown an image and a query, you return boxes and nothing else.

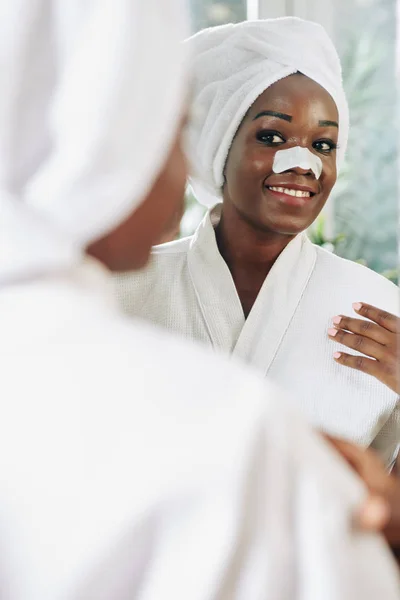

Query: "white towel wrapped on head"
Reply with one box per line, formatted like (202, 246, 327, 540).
(185, 17, 349, 207)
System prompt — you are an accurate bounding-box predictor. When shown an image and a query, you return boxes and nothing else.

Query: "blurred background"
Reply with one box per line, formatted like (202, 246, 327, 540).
(180, 0, 398, 283)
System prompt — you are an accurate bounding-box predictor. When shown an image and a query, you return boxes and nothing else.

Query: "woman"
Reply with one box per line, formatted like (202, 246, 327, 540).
(116, 17, 399, 467)
(4, 3, 400, 598)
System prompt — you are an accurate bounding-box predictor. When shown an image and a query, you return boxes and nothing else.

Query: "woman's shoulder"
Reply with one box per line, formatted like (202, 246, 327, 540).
(312, 244, 398, 306)
(151, 235, 192, 257)
(113, 235, 193, 316)
(117, 236, 191, 283)
(314, 244, 396, 283)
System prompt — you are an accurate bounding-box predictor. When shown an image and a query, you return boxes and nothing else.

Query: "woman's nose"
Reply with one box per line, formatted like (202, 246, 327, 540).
(285, 165, 315, 177)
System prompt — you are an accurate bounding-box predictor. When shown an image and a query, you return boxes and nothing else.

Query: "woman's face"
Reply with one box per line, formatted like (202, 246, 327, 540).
(223, 74, 339, 235)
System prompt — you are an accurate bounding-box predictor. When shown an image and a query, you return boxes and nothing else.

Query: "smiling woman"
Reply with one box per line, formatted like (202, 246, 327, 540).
(221, 74, 339, 239)
(115, 17, 399, 468)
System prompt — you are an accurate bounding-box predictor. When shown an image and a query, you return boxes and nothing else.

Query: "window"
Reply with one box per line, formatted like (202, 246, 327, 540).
(189, 0, 247, 30)
(182, 1, 248, 237)
(331, 0, 397, 278)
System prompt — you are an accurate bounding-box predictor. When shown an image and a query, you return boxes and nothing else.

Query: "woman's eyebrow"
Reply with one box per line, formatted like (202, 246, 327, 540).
(319, 119, 338, 128)
(252, 112, 338, 128)
(252, 110, 292, 122)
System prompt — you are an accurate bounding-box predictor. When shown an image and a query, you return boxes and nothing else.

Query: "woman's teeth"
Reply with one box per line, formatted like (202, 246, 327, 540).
(268, 186, 311, 198)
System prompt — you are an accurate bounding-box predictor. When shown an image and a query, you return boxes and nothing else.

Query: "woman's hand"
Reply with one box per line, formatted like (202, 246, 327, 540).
(325, 435, 393, 531)
(325, 435, 400, 565)
(327, 303, 400, 394)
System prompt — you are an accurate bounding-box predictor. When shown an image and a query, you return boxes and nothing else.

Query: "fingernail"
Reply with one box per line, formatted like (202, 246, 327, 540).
(353, 302, 362, 311)
(333, 352, 341, 359)
(356, 496, 390, 531)
(332, 316, 342, 325)
(328, 328, 338, 337)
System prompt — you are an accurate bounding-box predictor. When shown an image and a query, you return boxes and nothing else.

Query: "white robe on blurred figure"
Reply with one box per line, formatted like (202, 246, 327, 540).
(0, 2, 399, 600)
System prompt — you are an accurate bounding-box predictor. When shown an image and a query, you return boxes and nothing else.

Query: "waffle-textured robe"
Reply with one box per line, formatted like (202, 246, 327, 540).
(116, 206, 400, 467)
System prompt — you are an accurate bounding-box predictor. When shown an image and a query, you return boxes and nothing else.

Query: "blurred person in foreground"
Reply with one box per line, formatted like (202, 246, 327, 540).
(0, 2, 399, 599)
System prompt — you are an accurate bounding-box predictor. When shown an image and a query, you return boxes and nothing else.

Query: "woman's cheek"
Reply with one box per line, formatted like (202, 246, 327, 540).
(252, 157, 269, 175)
(243, 145, 272, 174)
(321, 161, 337, 193)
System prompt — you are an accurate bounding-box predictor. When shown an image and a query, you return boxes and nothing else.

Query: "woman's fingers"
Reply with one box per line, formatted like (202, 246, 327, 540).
(328, 327, 387, 361)
(332, 350, 397, 386)
(384, 480, 400, 546)
(356, 495, 391, 532)
(331, 315, 390, 346)
(353, 302, 400, 335)
(328, 302, 399, 393)
(325, 436, 391, 495)
(324, 435, 394, 533)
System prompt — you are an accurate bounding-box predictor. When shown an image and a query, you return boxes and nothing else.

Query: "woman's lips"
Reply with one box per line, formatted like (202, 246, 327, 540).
(265, 185, 316, 207)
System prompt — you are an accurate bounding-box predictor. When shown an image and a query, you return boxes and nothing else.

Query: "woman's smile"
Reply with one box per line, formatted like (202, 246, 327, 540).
(263, 179, 319, 207)
(264, 185, 315, 207)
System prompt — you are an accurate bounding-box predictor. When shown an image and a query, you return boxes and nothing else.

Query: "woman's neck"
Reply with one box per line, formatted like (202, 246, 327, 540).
(214, 204, 295, 317)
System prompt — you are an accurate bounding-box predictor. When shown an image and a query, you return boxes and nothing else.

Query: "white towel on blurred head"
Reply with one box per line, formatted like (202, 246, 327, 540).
(0, 0, 187, 282)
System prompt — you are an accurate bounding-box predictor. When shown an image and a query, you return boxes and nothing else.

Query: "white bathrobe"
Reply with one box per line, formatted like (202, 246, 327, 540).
(2, 3, 400, 597)
(2, 258, 400, 599)
(116, 206, 400, 466)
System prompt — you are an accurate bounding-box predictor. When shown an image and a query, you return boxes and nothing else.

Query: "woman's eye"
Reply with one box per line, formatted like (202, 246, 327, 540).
(256, 131, 285, 145)
(313, 140, 337, 154)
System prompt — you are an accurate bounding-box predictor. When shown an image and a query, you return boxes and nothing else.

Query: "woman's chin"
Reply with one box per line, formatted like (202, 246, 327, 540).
(245, 211, 312, 237)
(270, 216, 312, 235)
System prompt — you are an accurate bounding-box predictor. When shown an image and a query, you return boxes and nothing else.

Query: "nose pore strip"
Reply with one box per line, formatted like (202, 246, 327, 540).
(272, 146, 323, 179)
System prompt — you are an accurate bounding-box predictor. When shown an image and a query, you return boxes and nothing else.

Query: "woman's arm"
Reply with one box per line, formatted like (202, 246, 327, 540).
(369, 404, 400, 471)
(326, 435, 400, 565)
(385, 472, 400, 565)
